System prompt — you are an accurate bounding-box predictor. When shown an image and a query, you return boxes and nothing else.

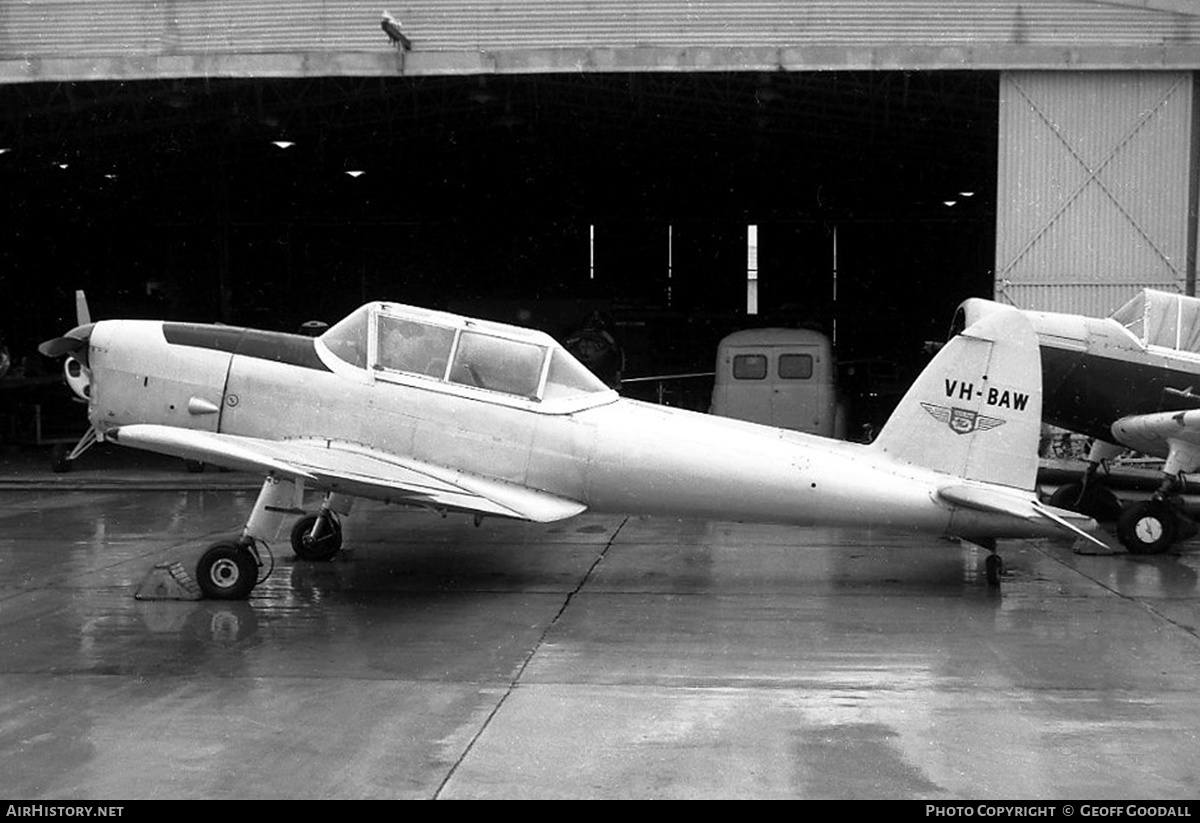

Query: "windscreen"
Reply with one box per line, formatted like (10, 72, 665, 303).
(543, 347, 611, 400)
(320, 305, 370, 368)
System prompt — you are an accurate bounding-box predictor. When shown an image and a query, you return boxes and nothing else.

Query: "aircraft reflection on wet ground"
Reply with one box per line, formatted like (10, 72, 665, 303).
(1, 483, 1199, 799)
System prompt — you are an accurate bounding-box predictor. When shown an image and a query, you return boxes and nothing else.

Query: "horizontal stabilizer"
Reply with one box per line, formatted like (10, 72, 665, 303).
(1031, 500, 1110, 550)
(937, 483, 1030, 515)
(938, 483, 1108, 549)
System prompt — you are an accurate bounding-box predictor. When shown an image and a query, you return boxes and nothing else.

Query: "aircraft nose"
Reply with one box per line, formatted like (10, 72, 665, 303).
(39, 322, 96, 401)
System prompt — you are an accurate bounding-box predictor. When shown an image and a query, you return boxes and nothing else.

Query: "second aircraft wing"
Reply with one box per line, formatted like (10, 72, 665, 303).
(1112, 410, 1200, 476)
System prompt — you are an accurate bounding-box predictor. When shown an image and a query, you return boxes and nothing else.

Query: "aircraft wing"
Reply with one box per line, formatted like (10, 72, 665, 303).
(1112, 410, 1200, 475)
(106, 423, 587, 523)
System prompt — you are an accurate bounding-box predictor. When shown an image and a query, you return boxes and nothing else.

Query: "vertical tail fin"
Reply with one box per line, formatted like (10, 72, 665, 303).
(870, 305, 1043, 491)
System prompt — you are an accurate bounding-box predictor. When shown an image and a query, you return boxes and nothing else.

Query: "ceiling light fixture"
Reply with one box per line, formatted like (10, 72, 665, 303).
(272, 141, 295, 149)
(345, 170, 365, 178)
(469, 79, 497, 105)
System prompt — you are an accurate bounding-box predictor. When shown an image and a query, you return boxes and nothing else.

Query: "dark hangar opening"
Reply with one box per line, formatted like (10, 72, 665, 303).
(0, 70, 996, 407)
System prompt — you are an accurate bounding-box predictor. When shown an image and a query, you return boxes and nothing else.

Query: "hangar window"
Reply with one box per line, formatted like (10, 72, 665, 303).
(732, 354, 767, 380)
(375, 315, 455, 378)
(779, 354, 814, 380)
(449, 331, 546, 398)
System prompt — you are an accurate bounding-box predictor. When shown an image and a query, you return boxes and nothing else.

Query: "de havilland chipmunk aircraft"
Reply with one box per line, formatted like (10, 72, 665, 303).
(955, 289, 1200, 555)
(39, 298, 1103, 599)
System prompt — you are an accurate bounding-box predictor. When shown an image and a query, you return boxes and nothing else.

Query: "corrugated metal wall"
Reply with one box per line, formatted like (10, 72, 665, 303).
(3, 1, 1200, 80)
(995, 71, 1196, 315)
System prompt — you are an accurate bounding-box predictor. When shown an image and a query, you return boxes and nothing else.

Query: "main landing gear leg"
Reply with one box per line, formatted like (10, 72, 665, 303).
(290, 492, 354, 561)
(1046, 440, 1124, 522)
(196, 475, 299, 600)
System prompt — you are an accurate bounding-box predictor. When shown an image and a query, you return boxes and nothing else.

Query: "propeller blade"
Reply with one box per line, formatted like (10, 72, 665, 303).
(38, 323, 94, 360)
(75, 290, 91, 326)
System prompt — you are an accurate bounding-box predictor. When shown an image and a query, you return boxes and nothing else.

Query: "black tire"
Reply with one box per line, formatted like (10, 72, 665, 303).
(290, 514, 343, 561)
(50, 444, 72, 474)
(985, 553, 1005, 586)
(1116, 500, 1177, 555)
(1047, 481, 1122, 523)
(196, 542, 258, 600)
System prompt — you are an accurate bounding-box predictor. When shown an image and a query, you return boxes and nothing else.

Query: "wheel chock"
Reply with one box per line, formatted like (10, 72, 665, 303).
(134, 561, 203, 601)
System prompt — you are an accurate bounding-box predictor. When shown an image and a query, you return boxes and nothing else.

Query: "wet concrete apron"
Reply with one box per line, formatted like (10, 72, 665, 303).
(1, 486, 1198, 799)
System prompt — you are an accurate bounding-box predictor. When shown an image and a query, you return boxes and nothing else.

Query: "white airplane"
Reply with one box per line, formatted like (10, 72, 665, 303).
(39, 298, 1102, 599)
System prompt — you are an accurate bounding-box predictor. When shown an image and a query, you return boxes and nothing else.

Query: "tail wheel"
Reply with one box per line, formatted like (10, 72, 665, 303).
(1116, 500, 1177, 555)
(985, 553, 1005, 587)
(197, 541, 259, 600)
(290, 514, 343, 561)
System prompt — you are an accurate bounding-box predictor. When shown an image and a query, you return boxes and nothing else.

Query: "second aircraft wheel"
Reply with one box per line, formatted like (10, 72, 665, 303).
(1046, 481, 1122, 523)
(1116, 500, 1177, 555)
(290, 514, 343, 561)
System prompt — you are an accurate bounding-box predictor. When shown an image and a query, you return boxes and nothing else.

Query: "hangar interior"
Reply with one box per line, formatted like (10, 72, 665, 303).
(0, 70, 997, 430)
(4, 0, 1199, 444)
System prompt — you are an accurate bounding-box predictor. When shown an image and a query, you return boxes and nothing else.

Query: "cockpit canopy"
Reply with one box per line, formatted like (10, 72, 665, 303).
(1110, 289, 1200, 354)
(319, 302, 613, 404)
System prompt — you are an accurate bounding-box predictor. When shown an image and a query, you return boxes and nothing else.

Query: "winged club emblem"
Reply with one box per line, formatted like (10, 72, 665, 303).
(920, 403, 1006, 435)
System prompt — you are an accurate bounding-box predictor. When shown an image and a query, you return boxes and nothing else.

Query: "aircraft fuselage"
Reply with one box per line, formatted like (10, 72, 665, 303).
(82, 318, 1046, 542)
(1026, 310, 1200, 443)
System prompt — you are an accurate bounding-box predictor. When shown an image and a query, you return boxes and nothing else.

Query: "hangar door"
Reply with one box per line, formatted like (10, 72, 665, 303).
(995, 71, 1197, 315)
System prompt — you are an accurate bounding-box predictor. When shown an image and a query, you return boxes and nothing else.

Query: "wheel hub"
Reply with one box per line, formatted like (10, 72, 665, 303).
(209, 557, 241, 587)
(1135, 516, 1163, 543)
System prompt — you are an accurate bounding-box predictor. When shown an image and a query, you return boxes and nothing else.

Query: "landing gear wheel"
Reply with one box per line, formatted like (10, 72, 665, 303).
(196, 541, 259, 600)
(1047, 481, 1122, 523)
(290, 514, 343, 561)
(1117, 500, 1177, 555)
(985, 553, 1005, 587)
